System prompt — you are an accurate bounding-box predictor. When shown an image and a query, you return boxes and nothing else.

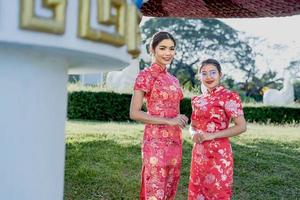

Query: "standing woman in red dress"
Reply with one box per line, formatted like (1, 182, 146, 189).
(130, 31, 188, 200)
(188, 59, 247, 200)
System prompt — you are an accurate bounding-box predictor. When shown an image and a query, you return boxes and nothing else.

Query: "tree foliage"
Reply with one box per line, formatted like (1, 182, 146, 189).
(141, 18, 298, 102)
(141, 18, 256, 90)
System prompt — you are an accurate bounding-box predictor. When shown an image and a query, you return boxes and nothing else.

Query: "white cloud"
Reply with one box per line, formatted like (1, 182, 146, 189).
(220, 15, 300, 45)
(140, 16, 300, 80)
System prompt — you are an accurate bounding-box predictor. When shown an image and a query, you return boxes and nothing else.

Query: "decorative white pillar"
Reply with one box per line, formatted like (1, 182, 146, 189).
(0, 0, 140, 199)
(0, 45, 68, 200)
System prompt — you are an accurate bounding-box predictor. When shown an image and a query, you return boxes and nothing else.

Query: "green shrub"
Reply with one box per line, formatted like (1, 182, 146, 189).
(244, 106, 300, 124)
(68, 92, 300, 124)
(68, 91, 132, 121)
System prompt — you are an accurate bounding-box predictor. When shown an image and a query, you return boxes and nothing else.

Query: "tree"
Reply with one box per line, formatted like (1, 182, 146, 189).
(222, 71, 283, 102)
(141, 18, 256, 90)
(287, 59, 300, 79)
(287, 60, 300, 101)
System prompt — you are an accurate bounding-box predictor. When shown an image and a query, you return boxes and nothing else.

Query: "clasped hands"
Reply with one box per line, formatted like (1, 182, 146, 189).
(190, 126, 215, 144)
(167, 114, 189, 129)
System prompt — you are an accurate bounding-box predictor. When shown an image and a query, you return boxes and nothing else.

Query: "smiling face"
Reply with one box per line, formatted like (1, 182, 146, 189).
(151, 39, 175, 67)
(199, 64, 222, 91)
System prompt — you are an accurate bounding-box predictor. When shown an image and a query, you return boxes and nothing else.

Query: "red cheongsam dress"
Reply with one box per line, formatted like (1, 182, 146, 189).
(188, 85, 244, 200)
(134, 63, 184, 200)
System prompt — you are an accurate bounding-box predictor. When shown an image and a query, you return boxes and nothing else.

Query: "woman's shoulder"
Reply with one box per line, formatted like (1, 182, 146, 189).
(138, 66, 150, 75)
(168, 73, 180, 83)
(221, 86, 238, 95)
(141, 65, 163, 76)
(191, 95, 202, 102)
(228, 89, 240, 96)
(137, 67, 155, 79)
(221, 88, 242, 101)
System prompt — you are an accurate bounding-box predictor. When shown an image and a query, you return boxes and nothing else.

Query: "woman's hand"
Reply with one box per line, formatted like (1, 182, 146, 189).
(192, 132, 215, 143)
(167, 114, 188, 129)
(192, 132, 202, 144)
(190, 126, 203, 143)
(130, 90, 188, 126)
(200, 133, 215, 142)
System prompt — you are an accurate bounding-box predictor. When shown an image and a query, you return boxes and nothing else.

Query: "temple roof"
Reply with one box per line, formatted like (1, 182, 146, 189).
(140, 0, 300, 18)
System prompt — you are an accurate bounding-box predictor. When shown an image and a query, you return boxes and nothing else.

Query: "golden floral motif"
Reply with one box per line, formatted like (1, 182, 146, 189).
(160, 168, 166, 178)
(170, 85, 177, 91)
(171, 158, 177, 166)
(150, 156, 158, 165)
(162, 91, 169, 100)
(162, 130, 169, 137)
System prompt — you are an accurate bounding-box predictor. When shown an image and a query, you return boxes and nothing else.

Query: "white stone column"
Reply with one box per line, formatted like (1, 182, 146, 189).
(0, 45, 68, 200)
(0, 0, 140, 199)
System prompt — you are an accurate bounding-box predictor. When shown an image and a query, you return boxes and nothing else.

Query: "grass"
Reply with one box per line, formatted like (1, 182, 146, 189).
(64, 121, 300, 200)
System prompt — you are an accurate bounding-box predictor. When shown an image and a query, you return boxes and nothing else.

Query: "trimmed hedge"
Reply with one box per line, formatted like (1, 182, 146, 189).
(68, 91, 132, 121)
(67, 91, 300, 124)
(243, 107, 300, 124)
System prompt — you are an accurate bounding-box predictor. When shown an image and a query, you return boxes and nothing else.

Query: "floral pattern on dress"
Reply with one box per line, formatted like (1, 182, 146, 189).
(134, 63, 184, 200)
(188, 85, 244, 200)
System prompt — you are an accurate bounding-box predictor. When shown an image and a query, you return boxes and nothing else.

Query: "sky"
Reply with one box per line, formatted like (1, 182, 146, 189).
(142, 15, 300, 44)
(141, 15, 300, 80)
(221, 15, 300, 45)
(220, 15, 300, 79)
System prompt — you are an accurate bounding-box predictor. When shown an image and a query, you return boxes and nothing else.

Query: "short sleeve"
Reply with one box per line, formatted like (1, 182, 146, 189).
(224, 92, 244, 118)
(190, 96, 198, 120)
(133, 70, 151, 93)
(191, 96, 197, 108)
(179, 89, 184, 100)
(190, 96, 201, 129)
(178, 80, 184, 100)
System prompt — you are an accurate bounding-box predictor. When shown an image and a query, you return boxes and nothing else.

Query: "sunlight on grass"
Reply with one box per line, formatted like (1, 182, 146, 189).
(65, 121, 300, 200)
(239, 123, 300, 141)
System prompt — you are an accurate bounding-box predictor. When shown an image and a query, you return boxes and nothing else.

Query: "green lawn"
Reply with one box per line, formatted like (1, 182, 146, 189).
(64, 121, 300, 200)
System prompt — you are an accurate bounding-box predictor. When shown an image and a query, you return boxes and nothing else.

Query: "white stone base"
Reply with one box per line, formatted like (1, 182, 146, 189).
(0, 45, 68, 200)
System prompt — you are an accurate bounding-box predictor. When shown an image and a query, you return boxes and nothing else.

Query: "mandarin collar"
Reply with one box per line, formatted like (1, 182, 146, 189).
(150, 63, 167, 73)
(206, 85, 224, 96)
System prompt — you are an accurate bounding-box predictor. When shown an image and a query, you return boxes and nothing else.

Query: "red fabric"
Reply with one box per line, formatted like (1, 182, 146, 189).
(134, 63, 184, 200)
(188, 85, 244, 200)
